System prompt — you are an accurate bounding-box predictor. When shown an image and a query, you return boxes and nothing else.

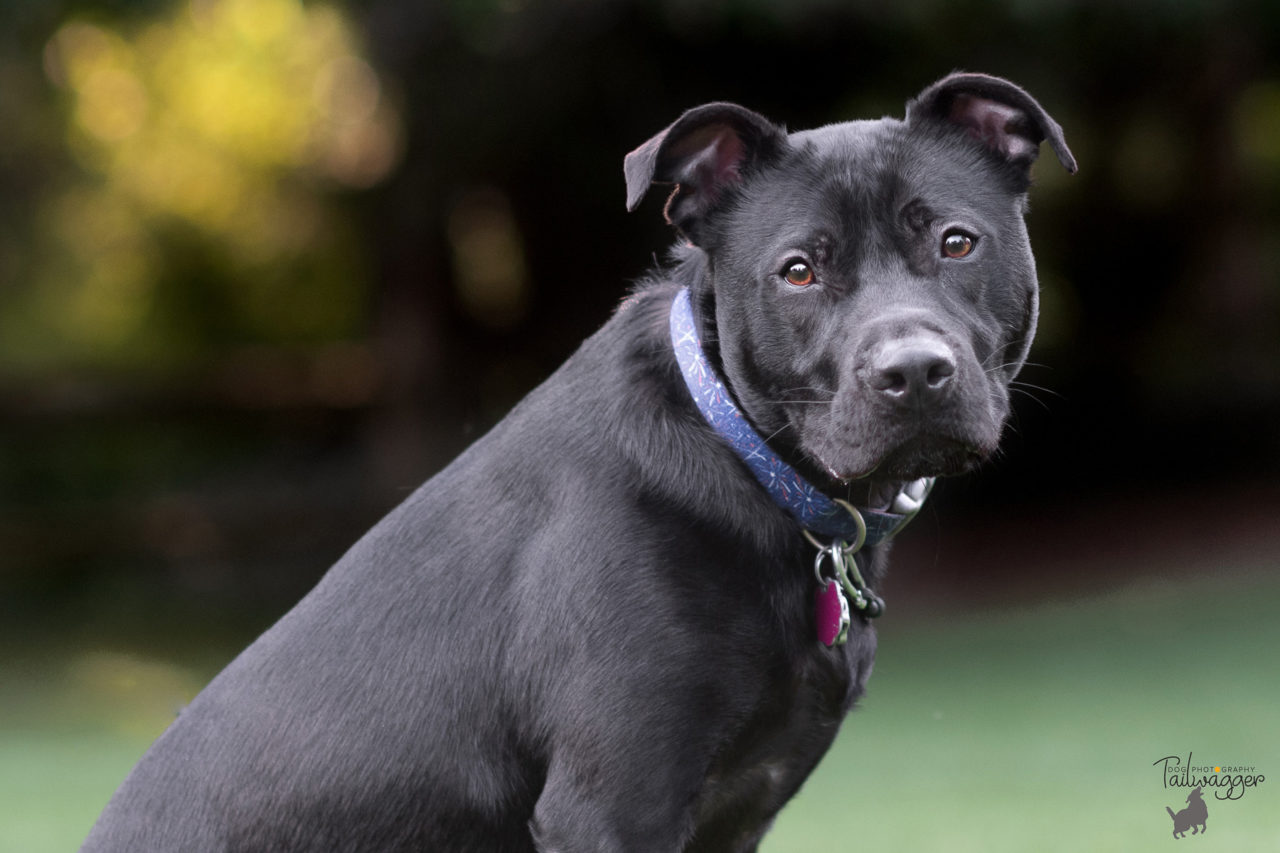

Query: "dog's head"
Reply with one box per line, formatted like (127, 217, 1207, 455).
(626, 73, 1075, 487)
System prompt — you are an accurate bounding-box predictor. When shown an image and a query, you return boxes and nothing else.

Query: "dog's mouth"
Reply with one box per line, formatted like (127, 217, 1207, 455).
(791, 372, 1006, 492)
(816, 434, 989, 486)
(870, 435, 987, 481)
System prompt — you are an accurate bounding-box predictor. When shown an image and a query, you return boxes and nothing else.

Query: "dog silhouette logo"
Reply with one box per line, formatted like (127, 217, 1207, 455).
(1166, 785, 1208, 838)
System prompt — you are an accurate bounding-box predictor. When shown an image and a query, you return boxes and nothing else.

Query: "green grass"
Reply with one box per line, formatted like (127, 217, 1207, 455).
(3, 565, 1278, 852)
(765, 567, 1280, 852)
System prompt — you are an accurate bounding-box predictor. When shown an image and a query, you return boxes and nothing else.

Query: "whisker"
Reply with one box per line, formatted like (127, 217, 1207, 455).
(982, 356, 1056, 375)
(762, 424, 792, 443)
(1009, 379, 1064, 401)
(775, 385, 835, 408)
(1008, 386, 1054, 413)
(779, 385, 835, 399)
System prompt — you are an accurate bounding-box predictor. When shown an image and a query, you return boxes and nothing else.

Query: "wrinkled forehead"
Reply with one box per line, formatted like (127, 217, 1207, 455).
(784, 117, 1017, 215)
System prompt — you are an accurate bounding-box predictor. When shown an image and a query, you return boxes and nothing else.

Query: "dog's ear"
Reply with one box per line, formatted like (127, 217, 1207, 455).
(624, 103, 786, 241)
(907, 72, 1077, 178)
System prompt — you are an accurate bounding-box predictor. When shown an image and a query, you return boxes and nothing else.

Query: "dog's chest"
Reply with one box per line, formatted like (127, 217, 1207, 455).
(686, 629, 875, 850)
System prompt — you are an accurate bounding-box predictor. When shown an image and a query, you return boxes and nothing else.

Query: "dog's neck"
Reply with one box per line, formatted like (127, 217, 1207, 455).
(668, 286, 930, 547)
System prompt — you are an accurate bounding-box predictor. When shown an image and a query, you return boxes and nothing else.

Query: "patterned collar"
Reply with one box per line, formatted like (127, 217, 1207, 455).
(668, 287, 930, 545)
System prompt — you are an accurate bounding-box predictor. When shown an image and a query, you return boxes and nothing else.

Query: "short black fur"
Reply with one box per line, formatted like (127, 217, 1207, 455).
(83, 73, 1073, 852)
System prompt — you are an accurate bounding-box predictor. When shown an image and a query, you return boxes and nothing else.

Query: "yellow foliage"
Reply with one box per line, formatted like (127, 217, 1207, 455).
(22, 0, 402, 368)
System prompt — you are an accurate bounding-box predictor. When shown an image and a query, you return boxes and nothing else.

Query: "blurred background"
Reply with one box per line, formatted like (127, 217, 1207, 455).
(1, 0, 1278, 850)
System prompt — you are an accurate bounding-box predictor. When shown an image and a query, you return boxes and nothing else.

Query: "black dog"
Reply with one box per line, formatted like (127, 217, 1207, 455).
(83, 73, 1074, 851)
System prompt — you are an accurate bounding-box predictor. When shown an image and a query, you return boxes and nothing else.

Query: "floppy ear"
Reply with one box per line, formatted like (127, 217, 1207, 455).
(624, 103, 786, 242)
(906, 72, 1077, 178)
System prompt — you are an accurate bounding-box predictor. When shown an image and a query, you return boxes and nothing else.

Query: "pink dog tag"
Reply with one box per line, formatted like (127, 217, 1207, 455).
(815, 580, 850, 647)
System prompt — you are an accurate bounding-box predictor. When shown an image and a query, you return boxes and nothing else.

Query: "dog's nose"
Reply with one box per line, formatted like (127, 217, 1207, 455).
(868, 337, 957, 402)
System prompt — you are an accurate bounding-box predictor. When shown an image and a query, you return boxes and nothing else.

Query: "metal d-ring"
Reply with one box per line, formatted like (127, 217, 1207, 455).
(813, 545, 836, 586)
(801, 499, 867, 555)
(831, 499, 867, 553)
(803, 500, 877, 613)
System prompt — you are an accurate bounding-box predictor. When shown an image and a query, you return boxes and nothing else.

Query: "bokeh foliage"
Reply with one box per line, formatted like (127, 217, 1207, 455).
(4, 0, 400, 373)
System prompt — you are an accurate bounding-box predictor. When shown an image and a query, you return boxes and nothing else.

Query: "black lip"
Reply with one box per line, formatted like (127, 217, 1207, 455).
(874, 437, 986, 480)
(816, 434, 987, 485)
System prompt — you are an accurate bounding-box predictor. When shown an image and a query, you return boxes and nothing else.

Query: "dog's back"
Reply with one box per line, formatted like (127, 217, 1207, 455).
(84, 74, 1073, 851)
(83, 288, 852, 851)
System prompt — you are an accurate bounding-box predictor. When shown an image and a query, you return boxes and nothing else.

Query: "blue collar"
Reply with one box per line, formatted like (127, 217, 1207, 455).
(668, 287, 930, 546)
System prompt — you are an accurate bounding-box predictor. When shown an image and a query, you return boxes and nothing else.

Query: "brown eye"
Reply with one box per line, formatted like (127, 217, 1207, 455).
(942, 231, 976, 259)
(783, 260, 815, 286)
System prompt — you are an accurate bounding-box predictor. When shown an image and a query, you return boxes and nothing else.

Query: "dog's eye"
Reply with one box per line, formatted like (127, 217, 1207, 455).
(783, 260, 815, 287)
(942, 231, 976, 259)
